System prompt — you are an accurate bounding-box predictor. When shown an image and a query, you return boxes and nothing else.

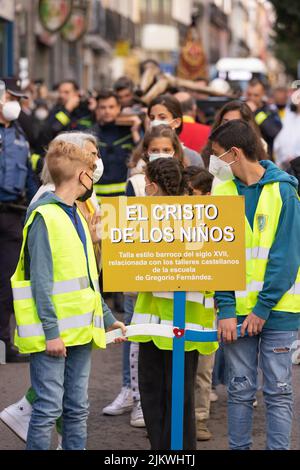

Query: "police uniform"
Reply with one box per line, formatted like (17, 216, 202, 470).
(91, 122, 135, 201)
(0, 78, 38, 360)
(254, 104, 282, 157)
(36, 101, 94, 153)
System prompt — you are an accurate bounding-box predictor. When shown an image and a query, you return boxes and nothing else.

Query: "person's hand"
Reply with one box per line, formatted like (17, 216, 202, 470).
(87, 211, 101, 243)
(107, 321, 127, 343)
(241, 312, 265, 337)
(218, 318, 238, 343)
(130, 115, 142, 143)
(130, 115, 141, 131)
(46, 338, 67, 357)
(65, 94, 80, 113)
(246, 100, 258, 113)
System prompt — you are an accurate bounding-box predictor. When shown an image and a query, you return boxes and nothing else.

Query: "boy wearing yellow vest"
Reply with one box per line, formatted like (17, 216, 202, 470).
(11, 138, 126, 450)
(209, 119, 300, 450)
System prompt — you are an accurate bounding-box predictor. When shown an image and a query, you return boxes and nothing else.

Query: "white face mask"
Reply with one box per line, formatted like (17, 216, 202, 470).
(209, 149, 235, 181)
(150, 118, 175, 129)
(148, 152, 174, 162)
(35, 108, 49, 121)
(92, 158, 104, 183)
(2, 100, 21, 121)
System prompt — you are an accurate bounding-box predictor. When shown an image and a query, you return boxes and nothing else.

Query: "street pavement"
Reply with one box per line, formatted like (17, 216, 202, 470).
(1, 324, 300, 450)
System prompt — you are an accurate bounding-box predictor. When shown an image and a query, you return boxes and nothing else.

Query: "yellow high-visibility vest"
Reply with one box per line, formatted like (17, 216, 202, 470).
(213, 180, 300, 314)
(130, 291, 218, 355)
(11, 203, 106, 354)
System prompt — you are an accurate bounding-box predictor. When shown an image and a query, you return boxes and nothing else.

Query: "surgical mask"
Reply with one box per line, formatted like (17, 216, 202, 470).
(148, 152, 174, 162)
(150, 118, 175, 129)
(92, 158, 104, 183)
(35, 107, 49, 121)
(2, 100, 21, 121)
(209, 149, 235, 181)
(78, 172, 93, 202)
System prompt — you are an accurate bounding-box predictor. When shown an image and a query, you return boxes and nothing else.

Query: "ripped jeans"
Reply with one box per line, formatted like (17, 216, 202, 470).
(224, 329, 297, 450)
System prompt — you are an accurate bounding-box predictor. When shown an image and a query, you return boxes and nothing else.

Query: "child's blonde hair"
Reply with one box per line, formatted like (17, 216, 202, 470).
(46, 133, 97, 186)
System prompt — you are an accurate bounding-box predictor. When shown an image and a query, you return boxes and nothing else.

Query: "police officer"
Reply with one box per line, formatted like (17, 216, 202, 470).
(36, 80, 94, 152)
(0, 78, 38, 362)
(246, 78, 282, 158)
(91, 89, 141, 201)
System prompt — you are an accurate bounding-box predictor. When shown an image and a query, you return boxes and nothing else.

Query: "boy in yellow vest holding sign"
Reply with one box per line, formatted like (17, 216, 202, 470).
(11, 138, 126, 450)
(209, 119, 300, 450)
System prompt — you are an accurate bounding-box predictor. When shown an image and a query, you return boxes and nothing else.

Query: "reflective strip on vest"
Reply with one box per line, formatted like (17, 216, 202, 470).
(132, 313, 160, 325)
(53, 277, 89, 295)
(288, 283, 300, 295)
(55, 111, 70, 126)
(236, 281, 264, 298)
(12, 276, 90, 300)
(236, 280, 300, 298)
(78, 118, 93, 128)
(93, 279, 100, 292)
(94, 315, 105, 328)
(246, 247, 270, 260)
(94, 182, 126, 195)
(30, 153, 40, 172)
(17, 311, 95, 338)
(152, 291, 205, 304)
(204, 297, 214, 309)
(255, 111, 268, 126)
(132, 313, 214, 332)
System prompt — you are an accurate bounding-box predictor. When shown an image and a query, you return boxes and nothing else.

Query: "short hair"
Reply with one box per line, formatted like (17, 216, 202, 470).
(114, 76, 134, 92)
(46, 140, 95, 186)
(209, 120, 259, 162)
(248, 78, 267, 90)
(58, 79, 79, 91)
(188, 168, 213, 195)
(180, 97, 196, 115)
(212, 100, 268, 160)
(42, 133, 97, 185)
(97, 89, 120, 104)
(54, 131, 97, 149)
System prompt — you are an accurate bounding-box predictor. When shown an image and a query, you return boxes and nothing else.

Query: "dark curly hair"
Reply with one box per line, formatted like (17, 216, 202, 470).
(145, 158, 188, 196)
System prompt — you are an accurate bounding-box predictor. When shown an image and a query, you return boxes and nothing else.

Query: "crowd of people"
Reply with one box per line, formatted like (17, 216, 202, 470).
(0, 63, 300, 451)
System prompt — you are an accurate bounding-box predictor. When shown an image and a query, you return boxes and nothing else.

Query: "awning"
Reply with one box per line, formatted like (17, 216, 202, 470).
(84, 34, 112, 54)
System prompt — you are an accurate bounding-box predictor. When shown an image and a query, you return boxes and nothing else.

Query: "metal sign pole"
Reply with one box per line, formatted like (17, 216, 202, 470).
(171, 291, 186, 450)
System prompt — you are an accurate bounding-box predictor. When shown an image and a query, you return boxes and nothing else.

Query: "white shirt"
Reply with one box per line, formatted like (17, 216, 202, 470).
(274, 108, 300, 167)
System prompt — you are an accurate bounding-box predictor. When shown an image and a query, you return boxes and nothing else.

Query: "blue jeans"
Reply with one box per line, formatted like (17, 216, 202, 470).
(123, 295, 134, 387)
(27, 342, 92, 450)
(224, 329, 297, 450)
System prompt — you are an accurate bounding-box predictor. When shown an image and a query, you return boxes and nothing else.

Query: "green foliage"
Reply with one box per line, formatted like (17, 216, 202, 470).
(269, 0, 300, 77)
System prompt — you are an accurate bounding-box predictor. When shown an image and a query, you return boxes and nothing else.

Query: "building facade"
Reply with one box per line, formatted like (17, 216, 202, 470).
(0, 0, 15, 76)
(9, 0, 282, 90)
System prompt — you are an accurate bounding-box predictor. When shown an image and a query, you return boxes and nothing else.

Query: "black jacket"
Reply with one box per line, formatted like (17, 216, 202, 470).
(254, 104, 282, 157)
